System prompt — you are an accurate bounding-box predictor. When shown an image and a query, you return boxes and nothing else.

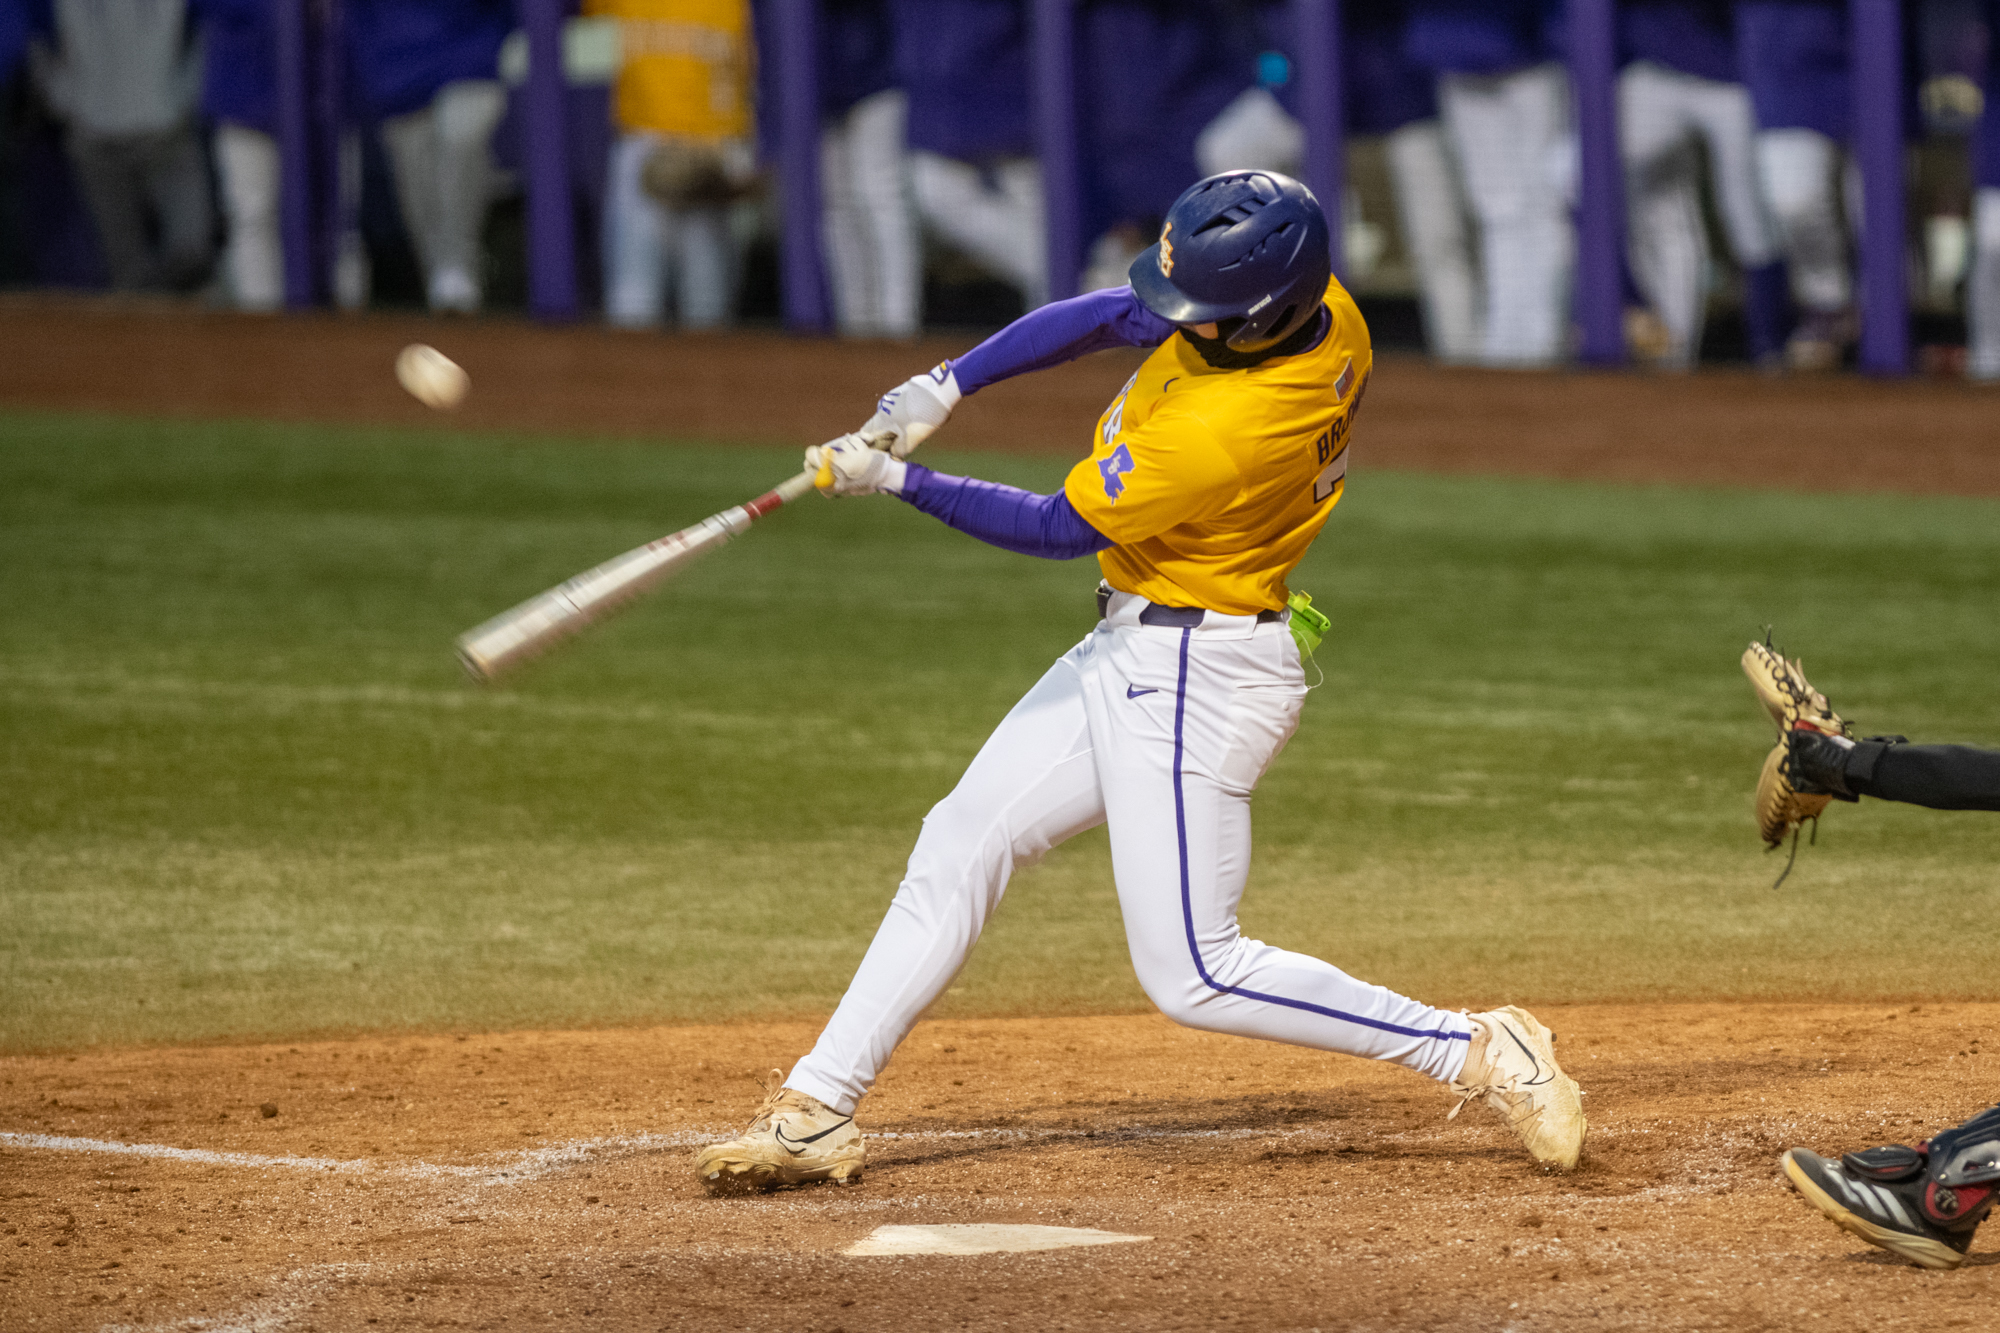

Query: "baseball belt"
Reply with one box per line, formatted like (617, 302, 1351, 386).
(1093, 582, 1327, 658)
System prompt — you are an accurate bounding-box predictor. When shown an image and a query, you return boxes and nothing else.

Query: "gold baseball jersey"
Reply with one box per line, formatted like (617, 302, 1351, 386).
(586, 0, 751, 141)
(1062, 277, 1370, 616)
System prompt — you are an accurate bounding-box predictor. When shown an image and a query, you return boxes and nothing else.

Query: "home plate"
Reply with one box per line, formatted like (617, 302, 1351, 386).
(843, 1224, 1152, 1257)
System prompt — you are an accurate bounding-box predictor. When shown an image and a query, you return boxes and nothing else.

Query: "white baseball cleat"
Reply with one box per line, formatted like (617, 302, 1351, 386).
(694, 1070, 864, 1194)
(1448, 1006, 1587, 1170)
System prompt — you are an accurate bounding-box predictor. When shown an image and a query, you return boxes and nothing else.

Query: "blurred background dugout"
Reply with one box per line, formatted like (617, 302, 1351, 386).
(0, 0, 1993, 376)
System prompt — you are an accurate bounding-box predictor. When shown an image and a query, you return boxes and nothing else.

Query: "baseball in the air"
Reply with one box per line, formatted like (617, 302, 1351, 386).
(395, 343, 470, 410)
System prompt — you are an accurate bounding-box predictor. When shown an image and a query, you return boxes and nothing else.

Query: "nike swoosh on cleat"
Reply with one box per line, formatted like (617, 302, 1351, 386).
(1501, 1028, 1554, 1086)
(1126, 685, 1160, 698)
(772, 1119, 853, 1155)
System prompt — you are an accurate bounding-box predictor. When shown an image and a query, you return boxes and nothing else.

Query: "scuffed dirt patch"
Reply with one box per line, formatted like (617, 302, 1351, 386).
(2, 1004, 1996, 1331)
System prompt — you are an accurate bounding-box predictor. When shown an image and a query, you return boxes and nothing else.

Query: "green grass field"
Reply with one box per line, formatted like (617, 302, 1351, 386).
(4, 410, 1997, 1053)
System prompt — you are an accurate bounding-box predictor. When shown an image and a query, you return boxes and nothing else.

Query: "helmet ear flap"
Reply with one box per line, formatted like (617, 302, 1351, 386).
(1226, 302, 1300, 351)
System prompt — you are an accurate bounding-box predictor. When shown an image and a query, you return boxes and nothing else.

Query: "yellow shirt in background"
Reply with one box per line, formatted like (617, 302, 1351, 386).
(587, 0, 751, 140)
(1063, 279, 1372, 616)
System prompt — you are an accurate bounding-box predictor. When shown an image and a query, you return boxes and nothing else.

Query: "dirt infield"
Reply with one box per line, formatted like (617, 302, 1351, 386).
(5, 1005, 1995, 1332)
(4, 294, 2000, 496)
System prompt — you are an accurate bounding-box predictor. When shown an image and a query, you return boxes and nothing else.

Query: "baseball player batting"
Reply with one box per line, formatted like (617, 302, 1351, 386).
(1742, 645, 2000, 1268)
(694, 171, 1587, 1193)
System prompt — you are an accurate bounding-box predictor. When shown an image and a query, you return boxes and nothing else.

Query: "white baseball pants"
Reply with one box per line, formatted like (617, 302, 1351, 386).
(787, 593, 1473, 1117)
(1386, 119, 1482, 364)
(1756, 127, 1854, 314)
(821, 89, 921, 338)
(910, 150, 1049, 310)
(380, 79, 506, 313)
(1438, 62, 1576, 368)
(1619, 63, 1777, 369)
(214, 123, 282, 311)
(602, 132, 741, 329)
(1967, 188, 2000, 382)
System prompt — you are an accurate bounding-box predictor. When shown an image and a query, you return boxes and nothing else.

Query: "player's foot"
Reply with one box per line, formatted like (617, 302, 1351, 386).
(1448, 1006, 1587, 1170)
(693, 1070, 864, 1195)
(1781, 1146, 1989, 1270)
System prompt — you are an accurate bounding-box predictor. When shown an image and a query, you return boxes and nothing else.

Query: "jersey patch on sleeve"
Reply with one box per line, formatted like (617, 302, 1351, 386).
(1098, 443, 1136, 501)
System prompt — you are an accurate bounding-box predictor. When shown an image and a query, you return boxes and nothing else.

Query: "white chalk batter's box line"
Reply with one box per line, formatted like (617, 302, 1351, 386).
(2, 1123, 1368, 1183)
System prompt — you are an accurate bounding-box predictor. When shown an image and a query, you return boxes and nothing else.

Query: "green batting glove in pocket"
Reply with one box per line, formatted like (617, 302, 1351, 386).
(1286, 590, 1330, 658)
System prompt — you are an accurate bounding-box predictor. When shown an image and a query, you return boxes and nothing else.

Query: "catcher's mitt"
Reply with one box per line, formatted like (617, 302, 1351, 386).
(1742, 638, 1850, 885)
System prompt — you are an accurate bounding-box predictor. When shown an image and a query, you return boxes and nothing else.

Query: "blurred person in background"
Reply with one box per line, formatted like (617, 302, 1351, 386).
(348, 0, 510, 312)
(1736, 0, 1855, 369)
(29, 0, 214, 292)
(753, 0, 915, 335)
(1618, 0, 1786, 369)
(1075, 0, 1247, 291)
(1968, 0, 2000, 380)
(892, 0, 1045, 311)
(193, 0, 282, 310)
(1199, 1, 1480, 362)
(1406, 0, 1574, 367)
(600, 0, 755, 329)
(812, 0, 918, 337)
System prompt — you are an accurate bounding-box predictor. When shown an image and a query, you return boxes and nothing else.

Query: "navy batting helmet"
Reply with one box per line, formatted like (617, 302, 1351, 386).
(1128, 170, 1332, 353)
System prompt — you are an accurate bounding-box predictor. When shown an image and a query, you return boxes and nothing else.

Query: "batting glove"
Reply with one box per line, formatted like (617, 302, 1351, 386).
(808, 433, 908, 497)
(859, 363, 961, 459)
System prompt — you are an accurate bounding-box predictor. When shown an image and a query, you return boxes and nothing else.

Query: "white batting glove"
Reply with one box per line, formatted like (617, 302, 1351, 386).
(807, 433, 909, 497)
(859, 363, 962, 459)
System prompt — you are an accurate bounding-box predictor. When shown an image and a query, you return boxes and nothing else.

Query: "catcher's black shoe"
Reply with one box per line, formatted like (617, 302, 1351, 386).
(1783, 1122, 2000, 1270)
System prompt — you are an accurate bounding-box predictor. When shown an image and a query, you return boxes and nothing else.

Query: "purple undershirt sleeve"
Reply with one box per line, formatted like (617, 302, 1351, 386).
(894, 464, 1115, 560)
(948, 286, 1175, 393)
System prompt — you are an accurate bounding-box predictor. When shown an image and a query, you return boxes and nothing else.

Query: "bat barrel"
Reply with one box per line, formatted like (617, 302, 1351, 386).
(456, 510, 747, 680)
(454, 466, 819, 682)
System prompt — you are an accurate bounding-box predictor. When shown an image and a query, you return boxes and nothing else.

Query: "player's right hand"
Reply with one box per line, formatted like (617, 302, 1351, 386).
(858, 364, 961, 459)
(808, 434, 907, 497)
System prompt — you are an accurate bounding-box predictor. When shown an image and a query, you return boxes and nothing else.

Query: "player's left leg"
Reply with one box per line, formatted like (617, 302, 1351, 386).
(696, 639, 1109, 1192)
(1084, 599, 1585, 1167)
(1783, 1104, 2000, 1270)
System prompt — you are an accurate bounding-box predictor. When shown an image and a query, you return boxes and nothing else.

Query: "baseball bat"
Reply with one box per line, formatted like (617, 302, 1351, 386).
(456, 465, 820, 682)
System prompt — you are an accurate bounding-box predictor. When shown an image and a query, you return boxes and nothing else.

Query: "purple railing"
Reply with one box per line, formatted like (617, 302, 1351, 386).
(1292, 0, 1345, 282)
(1852, 0, 1909, 375)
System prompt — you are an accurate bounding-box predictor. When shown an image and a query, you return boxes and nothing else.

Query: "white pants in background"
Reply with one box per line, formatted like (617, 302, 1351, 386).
(602, 132, 740, 329)
(1438, 62, 1576, 367)
(1195, 86, 1305, 176)
(821, 89, 920, 337)
(212, 122, 369, 310)
(1968, 188, 2000, 381)
(1194, 88, 1479, 364)
(1619, 63, 1777, 369)
(1756, 127, 1853, 314)
(911, 150, 1048, 311)
(1386, 119, 1481, 363)
(213, 122, 282, 311)
(786, 593, 1473, 1116)
(381, 78, 507, 312)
